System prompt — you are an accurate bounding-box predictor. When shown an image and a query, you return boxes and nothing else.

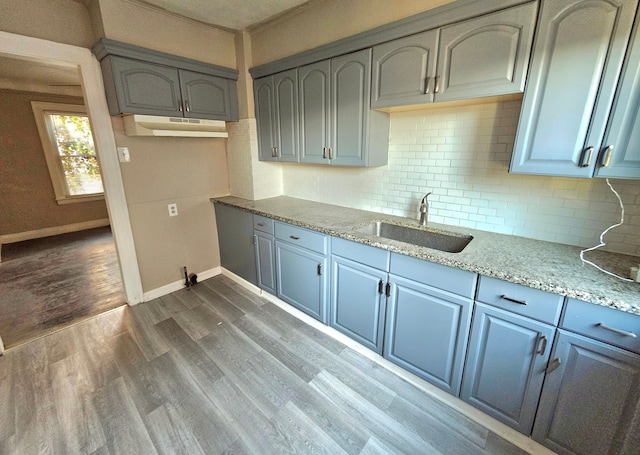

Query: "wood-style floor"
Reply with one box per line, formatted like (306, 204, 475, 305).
(0, 227, 126, 348)
(0, 274, 537, 455)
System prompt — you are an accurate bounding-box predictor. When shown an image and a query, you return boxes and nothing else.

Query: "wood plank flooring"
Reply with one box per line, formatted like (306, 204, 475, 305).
(0, 275, 536, 454)
(0, 227, 126, 348)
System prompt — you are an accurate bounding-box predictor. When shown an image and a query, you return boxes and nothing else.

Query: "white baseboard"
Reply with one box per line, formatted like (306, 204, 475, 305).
(141, 266, 222, 303)
(0, 218, 111, 263)
(214, 271, 554, 455)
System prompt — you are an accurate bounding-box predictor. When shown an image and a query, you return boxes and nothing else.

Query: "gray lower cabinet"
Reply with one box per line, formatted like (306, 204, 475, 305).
(254, 215, 277, 295)
(297, 49, 390, 166)
(214, 203, 257, 285)
(330, 238, 390, 354)
(510, 0, 639, 178)
(275, 222, 329, 323)
(100, 55, 238, 120)
(532, 330, 640, 455)
(254, 69, 299, 162)
(532, 298, 640, 454)
(371, 2, 536, 108)
(460, 303, 555, 434)
(384, 253, 476, 395)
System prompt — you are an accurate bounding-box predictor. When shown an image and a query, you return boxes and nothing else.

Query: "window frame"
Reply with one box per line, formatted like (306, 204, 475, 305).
(31, 101, 105, 205)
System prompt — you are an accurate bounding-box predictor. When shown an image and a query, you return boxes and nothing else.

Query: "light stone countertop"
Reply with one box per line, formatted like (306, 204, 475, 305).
(213, 195, 640, 317)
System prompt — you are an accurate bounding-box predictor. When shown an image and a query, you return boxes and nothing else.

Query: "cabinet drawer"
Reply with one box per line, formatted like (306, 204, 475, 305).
(253, 215, 274, 234)
(275, 222, 328, 254)
(332, 237, 389, 271)
(476, 276, 564, 325)
(389, 252, 477, 298)
(562, 298, 640, 355)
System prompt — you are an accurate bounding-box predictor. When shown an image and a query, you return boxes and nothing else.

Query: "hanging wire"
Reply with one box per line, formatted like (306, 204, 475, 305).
(579, 178, 635, 282)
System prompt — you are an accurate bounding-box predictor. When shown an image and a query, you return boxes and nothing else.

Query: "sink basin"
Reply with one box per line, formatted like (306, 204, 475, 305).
(356, 221, 473, 253)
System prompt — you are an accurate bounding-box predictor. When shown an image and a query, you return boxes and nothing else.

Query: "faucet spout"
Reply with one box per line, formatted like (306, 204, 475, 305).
(419, 192, 432, 226)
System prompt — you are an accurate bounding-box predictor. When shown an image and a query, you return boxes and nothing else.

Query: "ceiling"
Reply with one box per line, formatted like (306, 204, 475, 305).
(0, 0, 312, 94)
(134, 0, 312, 31)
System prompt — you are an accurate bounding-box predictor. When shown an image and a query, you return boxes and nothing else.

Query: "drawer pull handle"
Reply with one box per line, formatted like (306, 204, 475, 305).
(597, 323, 637, 338)
(289, 235, 300, 240)
(501, 295, 528, 305)
(536, 335, 548, 356)
(257, 222, 265, 227)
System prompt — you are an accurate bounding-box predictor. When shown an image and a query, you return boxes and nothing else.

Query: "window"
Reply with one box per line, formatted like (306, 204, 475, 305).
(32, 102, 104, 204)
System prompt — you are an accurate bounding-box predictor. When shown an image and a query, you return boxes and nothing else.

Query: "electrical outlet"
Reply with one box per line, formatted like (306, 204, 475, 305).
(117, 147, 130, 162)
(168, 203, 178, 217)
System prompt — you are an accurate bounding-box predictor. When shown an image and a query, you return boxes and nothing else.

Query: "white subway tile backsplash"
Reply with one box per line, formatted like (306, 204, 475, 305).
(281, 100, 640, 256)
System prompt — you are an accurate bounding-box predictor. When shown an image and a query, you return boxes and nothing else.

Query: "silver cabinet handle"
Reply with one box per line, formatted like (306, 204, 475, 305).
(424, 76, 430, 95)
(317, 264, 322, 276)
(434, 76, 440, 94)
(600, 145, 614, 167)
(274, 146, 279, 157)
(185, 100, 190, 112)
(178, 99, 183, 112)
(597, 323, 636, 338)
(328, 147, 333, 160)
(378, 279, 384, 294)
(289, 235, 300, 240)
(271, 147, 277, 158)
(501, 295, 528, 305)
(385, 282, 391, 297)
(322, 147, 327, 159)
(252, 235, 257, 245)
(580, 146, 594, 167)
(257, 222, 265, 227)
(537, 335, 548, 356)
(546, 358, 561, 374)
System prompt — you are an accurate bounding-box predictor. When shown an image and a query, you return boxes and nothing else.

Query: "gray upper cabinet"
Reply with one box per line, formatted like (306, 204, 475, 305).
(298, 49, 390, 166)
(371, 2, 537, 109)
(510, 0, 639, 178)
(371, 30, 438, 108)
(298, 60, 331, 164)
(254, 69, 299, 162)
(94, 39, 239, 121)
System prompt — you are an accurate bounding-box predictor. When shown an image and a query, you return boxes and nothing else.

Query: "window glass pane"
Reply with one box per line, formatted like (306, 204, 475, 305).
(60, 156, 104, 195)
(49, 114, 102, 196)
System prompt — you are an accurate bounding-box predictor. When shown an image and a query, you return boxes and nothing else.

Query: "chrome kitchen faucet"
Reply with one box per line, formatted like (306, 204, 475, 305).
(419, 192, 432, 226)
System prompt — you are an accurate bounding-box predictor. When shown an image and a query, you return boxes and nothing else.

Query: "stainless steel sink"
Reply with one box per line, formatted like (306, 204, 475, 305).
(356, 221, 473, 253)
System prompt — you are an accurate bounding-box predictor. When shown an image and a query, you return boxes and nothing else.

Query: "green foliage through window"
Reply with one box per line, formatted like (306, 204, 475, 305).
(49, 114, 103, 196)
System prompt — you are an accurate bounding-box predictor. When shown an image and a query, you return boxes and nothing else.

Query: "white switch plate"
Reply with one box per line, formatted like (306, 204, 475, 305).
(117, 146, 130, 162)
(168, 203, 178, 217)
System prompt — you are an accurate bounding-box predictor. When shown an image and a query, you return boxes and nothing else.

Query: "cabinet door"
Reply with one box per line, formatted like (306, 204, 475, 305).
(106, 56, 182, 116)
(595, 16, 640, 179)
(276, 241, 328, 323)
(330, 255, 387, 353)
(384, 274, 472, 395)
(371, 30, 438, 109)
(299, 60, 331, 164)
(533, 330, 640, 455)
(460, 303, 555, 434)
(273, 69, 299, 162)
(179, 70, 238, 121)
(254, 76, 277, 161)
(255, 232, 276, 295)
(331, 49, 371, 166)
(436, 2, 537, 103)
(511, 0, 638, 177)
(214, 203, 257, 285)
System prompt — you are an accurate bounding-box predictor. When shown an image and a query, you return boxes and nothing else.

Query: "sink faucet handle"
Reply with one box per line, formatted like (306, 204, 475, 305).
(421, 192, 432, 206)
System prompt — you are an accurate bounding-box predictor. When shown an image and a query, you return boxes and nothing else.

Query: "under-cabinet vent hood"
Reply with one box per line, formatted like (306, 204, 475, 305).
(122, 114, 228, 138)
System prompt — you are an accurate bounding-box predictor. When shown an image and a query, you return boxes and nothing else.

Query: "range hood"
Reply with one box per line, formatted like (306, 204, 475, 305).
(122, 114, 228, 138)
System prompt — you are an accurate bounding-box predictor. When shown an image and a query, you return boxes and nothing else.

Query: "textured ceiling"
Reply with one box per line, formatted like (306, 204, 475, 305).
(137, 0, 312, 30)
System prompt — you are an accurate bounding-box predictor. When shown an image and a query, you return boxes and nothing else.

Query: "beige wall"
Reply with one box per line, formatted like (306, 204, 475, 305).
(95, 0, 236, 68)
(0, 89, 109, 235)
(250, 0, 454, 66)
(0, 0, 95, 48)
(110, 117, 230, 292)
